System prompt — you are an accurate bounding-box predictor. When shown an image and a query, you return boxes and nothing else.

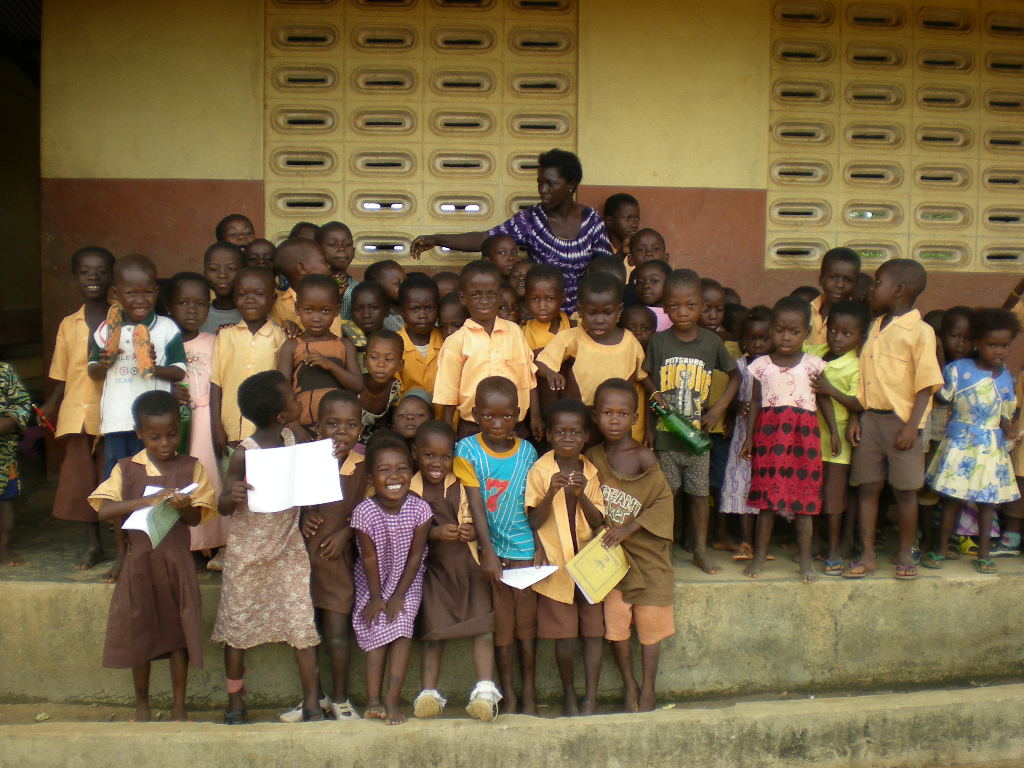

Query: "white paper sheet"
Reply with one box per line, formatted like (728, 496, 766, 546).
(122, 482, 198, 533)
(245, 439, 343, 513)
(499, 565, 558, 590)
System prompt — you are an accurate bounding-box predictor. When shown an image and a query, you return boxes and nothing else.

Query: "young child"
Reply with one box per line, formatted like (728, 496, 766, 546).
(89, 390, 216, 722)
(359, 330, 404, 444)
(210, 267, 285, 456)
(846, 259, 944, 580)
(498, 285, 522, 325)
(392, 391, 432, 444)
(215, 214, 255, 253)
(700, 278, 727, 341)
(351, 431, 434, 725)
(200, 242, 244, 334)
(351, 281, 388, 351)
(277, 275, 363, 431)
(44, 246, 113, 569)
(644, 269, 739, 574)
(438, 291, 469, 339)
(433, 271, 460, 300)
(809, 300, 868, 573)
(482, 233, 518, 283)
(627, 228, 668, 277)
(740, 297, 840, 583)
(289, 221, 320, 241)
(245, 238, 276, 270)
(411, 420, 500, 722)
(364, 259, 406, 332)
(791, 286, 821, 304)
(165, 272, 227, 562)
(526, 400, 606, 716)
(924, 309, 1021, 574)
(808, 247, 861, 347)
(587, 379, 675, 712)
(719, 306, 773, 558)
(522, 265, 571, 353)
(0, 363, 31, 566)
(272, 238, 332, 333)
(213, 371, 322, 723)
(634, 260, 673, 331)
(510, 258, 533, 301)
(603, 193, 641, 262)
(396, 275, 443, 399)
(456, 376, 538, 714)
(621, 303, 657, 444)
(292, 390, 367, 722)
(316, 221, 359, 320)
(433, 261, 539, 440)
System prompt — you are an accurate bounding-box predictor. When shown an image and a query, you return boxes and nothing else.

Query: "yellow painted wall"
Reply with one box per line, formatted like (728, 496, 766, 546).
(41, 0, 264, 180)
(578, 0, 770, 190)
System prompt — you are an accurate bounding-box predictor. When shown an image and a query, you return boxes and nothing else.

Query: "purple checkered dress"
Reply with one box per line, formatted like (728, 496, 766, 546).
(351, 494, 433, 651)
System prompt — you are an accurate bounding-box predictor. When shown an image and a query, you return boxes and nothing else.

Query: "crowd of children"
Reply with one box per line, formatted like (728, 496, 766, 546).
(5, 167, 1022, 725)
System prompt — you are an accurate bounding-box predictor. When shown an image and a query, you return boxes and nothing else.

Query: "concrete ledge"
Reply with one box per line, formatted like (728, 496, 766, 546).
(3, 556, 1023, 707)
(4, 684, 1024, 768)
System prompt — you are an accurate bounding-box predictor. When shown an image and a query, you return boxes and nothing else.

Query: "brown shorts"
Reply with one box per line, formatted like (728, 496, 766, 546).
(849, 411, 925, 491)
(602, 589, 675, 645)
(536, 593, 605, 640)
(491, 560, 537, 647)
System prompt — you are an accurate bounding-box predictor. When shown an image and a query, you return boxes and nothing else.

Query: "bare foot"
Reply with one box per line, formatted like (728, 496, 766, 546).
(503, 692, 518, 715)
(520, 691, 538, 716)
(75, 545, 105, 570)
(133, 704, 151, 723)
(799, 565, 817, 584)
(102, 556, 123, 583)
(364, 701, 386, 720)
(3, 550, 24, 567)
(638, 690, 657, 712)
(692, 552, 721, 575)
(171, 705, 189, 722)
(580, 695, 597, 716)
(562, 691, 580, 717)
(384, 698, 405, 725)
(742, 560, 763, 579)
(623, 683, 640, 713)
(712, 538, 740, 552)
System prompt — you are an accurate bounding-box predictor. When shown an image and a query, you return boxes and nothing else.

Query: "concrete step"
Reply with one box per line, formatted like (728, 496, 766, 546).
(3, 684, 1023, 768)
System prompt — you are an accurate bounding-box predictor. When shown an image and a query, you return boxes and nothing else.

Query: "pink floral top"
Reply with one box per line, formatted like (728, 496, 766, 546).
(749, 353, 825, 411)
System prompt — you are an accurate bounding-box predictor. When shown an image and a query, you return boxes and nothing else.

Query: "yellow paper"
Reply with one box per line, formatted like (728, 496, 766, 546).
(565, 530, 629, 604)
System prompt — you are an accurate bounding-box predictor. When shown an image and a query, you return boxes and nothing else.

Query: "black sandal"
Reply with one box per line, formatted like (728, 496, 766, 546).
(224, 708, 248, 725)
(302, 707, 325, 722)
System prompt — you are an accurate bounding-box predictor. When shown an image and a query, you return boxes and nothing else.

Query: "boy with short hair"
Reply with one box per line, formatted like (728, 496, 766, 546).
(809, 247, 861, 346)
(363, 259, 406, 332)
(481, 234, 519, 283)
(272, 238, 333, 335)
(643, 269, 739, 574)
(396, 274, 443, 401)
(627, 228, 669, 279)
(603, 193, 640, 261)
(522, 264, 570, 354)
(845, 259, 943, 580)
(201, 242, 244, 334)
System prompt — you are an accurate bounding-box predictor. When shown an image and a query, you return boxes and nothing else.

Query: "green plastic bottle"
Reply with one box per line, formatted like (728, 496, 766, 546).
(651, 401, 711, 456)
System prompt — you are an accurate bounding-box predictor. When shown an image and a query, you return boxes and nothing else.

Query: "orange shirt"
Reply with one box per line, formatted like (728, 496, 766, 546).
(808, 295, 828, 347)
(857, 309, 944, 428)
(49, 306, 103, 437)
(432, 317, 537, 422)
(397, 327, 444, 396)
(211, 320, 286, 441)
(535, 327, 647, 406)
(523, 312, 572, 353)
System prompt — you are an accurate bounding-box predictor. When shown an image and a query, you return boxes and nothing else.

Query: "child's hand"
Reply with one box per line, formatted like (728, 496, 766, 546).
(699, 409, 720, 431)
(213, 423, 228, 459)
(318, 529, 348, 560)
(167, 491, 193, 510)
(303, 352, 332, 370)
(458, 522, 477, 542)
(301, 512, 325, 538)
(568, 471, 585, 497)
(547, 372, 566, 391)
(481, 551, 502, 582)
(172, 383, 191, 407)
(732, 400, 750, 418)
(530, 413, 545, 444)
(532, 549, 549, 568)
(385, 594, 405, 622)
(601, 526, 630, 549)
(437, 523, 460, 543)
(830, 431, 842, 458)
(549, 472, 572, 492)
(846, 417, 861, 448)
(282, 321, 302, 340)
(364, 597, 386, 625)
(739, 437, 753, 461)
(95, 349, 116, 369)
(651, 392, 668, 410)
(894, 423, 917, 451)
(229, 480, 254, 505)
(810, 372, 837, 398)
(411, 235, 437, 259)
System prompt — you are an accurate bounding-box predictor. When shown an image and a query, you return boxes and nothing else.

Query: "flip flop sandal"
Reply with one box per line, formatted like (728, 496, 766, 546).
(823, 560, 845, 576)
(894, 563, 918, 580)
(921, 552, 945, 569)
(974, 558, 997, 575)
(842, 561, 872, 579)
(223, 709, 248, 725)
(731, 543, 754, 561)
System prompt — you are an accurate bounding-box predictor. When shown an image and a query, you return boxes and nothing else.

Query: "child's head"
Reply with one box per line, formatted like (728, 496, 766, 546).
(399, 273, 440, 338)
(295, 274, 340, 334)
(166, 272, 212, 334)
(699, 278, 726, 332)
(790, 285, 821, 303)
(204, 242, 244, 302)
(276, 238, 330, 285)
(316, 221, 355, 275)
(288, 221, 320, 241)
(433, 271, 460, 299)
(365, 430, 414, 503)
(853, 272, 873, 304)
(770, 296, 811, 354)
(510, 258, 533, 299)
(438, 292, 469, 338)
(238, 369, 299, 428)
(71, 246, 114, 302)
(413, 420, 457, 485)
(351, 282, 388, 335)
(498, 285, 522, 324)
(577, 272, 624, 341)
(826, 300, 869, 357)
(113, 254, 159, 323)
(970, 308, 1020, 369)
(723, 286, 742, 306)
(722, 302, 748, 341)
(232, 266, 277, 324)
(869, 258, 927, 316)
(215, 214, 255, 251)
(634, 259, 671, 309)
(593, 378, 638, 443)
(621, 304, 656, 348)
(481, 234, 519, 279)
(629, 228, 667, 267)
(819, 247, 861, 305)
(364, 329, 404, 385)
(364, 259, 405, 304)
(317, 389, 362, 458)
(392, 390, 432, 440)
(663, 269, 703, 332)
(940, 306, 972, 361)
(472, 376, 519, 440)
(524, 264, 566, 324)
(459, 260, 503, 325)
(603, 193, 640, 247)
(923, 309, 945, 335)
(132, 390, 181, 461)
(588, 255, 628, 286)
(246, 238, 276, 270)
(739, 305, 773, 358)
(545, 399, 590, 459)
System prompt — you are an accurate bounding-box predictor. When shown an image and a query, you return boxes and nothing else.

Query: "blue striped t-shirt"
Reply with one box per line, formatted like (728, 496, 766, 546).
(455, 434, 537, 560)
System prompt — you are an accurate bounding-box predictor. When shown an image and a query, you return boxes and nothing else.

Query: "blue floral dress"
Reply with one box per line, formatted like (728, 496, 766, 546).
(926, 359, 1019, 504)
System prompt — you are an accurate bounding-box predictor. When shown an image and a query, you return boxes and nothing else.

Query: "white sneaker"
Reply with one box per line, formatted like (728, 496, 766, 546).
(413, 689, 446, 719)
(330, 699, 361, 721)
(465, 680, 501, 722)
(279, 694, 331, 723)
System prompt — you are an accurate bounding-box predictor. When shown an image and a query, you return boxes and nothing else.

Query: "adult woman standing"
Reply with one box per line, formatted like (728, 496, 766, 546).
(411, 148, 613, 313)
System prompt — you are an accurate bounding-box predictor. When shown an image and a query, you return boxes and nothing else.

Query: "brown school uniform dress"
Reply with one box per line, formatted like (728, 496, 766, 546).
(292, 336, 349, 428)
(89, 452, 216, 669)
(412, 472, 494, 641)
(305, 452, 363, 615)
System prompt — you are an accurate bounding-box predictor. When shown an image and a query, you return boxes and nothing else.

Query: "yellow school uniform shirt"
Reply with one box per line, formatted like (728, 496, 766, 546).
(49, 306, 103, 437)
(273, 287, 344, 337)
(525, 451, 605, 604)
(397, 327, 444, 396)
(433, 317, 537, 423)
(535, 327, 647, 406)
(857, 309, 944, 429)
(808, 344, 859, 465)
(210, 320, 286, 441)
(808, 295, 828, 347)
(522, 312, 572, 353)
(89, 450, 218, 524)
